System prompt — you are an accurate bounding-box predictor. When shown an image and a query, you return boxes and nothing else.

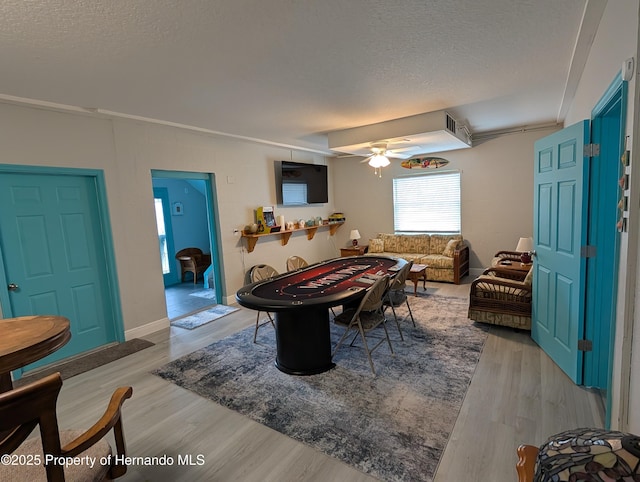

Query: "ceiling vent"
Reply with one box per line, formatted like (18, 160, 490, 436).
(328, 110, 472, 160)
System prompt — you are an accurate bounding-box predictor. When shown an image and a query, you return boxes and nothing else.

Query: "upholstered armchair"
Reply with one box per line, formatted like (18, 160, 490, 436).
(468, 266, 532, 330)
(175, 247, 211, 284)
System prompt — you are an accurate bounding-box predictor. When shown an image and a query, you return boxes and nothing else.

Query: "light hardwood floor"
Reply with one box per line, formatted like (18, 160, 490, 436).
(51, 280, 604, 481)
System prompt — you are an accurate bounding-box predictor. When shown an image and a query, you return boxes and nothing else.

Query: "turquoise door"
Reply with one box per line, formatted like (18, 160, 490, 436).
(583, 77, 625, 395)
(532, 121, 589, 384)
(0, 172, 118, 372)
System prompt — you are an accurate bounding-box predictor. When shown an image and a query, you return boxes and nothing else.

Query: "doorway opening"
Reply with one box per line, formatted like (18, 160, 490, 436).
(151, 171, 222, 320)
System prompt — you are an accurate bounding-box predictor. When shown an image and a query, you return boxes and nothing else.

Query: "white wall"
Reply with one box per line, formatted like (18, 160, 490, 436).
(332, 127, 559, 274)
(564, 0, 639, 432)
(0, 105, 337, 336)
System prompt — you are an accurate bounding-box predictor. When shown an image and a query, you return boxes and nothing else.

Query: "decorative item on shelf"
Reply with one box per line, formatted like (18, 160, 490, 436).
(305, 219, 314, 227)
(243, 223, 258, 235)
(298, 219, 306, 229)
(286, 221, 295, 231)
(277, 215, 285, 228)
(350, 229, 361, 247)
(516, 237, 534, 264)
(315, 216, 322, 226)
(256, 206, 277, 233)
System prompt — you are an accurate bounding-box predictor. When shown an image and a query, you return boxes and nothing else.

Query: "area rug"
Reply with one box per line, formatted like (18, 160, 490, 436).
(154, 295, 488, 481)
(154, 294, 487, 482)
(17, 338, 154, 386)
(189, 289, 217, 300)
(170, 305, 239, 330)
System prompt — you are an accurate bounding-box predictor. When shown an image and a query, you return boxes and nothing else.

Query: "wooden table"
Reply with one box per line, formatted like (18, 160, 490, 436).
(340, 245, 368, 257)
(407, 263, 428, 296)
(0, 315, 71, 392)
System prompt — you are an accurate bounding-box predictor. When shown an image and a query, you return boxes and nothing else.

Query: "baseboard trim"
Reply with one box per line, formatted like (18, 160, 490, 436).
(125, 317, 170, 340)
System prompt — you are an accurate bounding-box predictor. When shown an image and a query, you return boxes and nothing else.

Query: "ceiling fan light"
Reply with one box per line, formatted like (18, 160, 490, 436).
(368, 154, 390, 168)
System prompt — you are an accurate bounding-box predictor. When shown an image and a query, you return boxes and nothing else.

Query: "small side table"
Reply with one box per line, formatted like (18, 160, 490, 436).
(407, 264, 428, 296)
(340, 245, 368, 257)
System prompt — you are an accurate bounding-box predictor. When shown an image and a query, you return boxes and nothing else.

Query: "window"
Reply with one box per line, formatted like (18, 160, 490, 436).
(393, 171, 461, 233)
(154, 197, 170, 274)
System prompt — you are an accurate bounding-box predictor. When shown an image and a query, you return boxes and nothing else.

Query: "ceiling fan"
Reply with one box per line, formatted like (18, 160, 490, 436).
(361, 142, 421, 177)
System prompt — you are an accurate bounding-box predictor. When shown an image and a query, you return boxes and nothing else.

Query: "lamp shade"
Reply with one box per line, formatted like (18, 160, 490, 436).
(349, 230, 361, 240)
(516, 237, 533, 252)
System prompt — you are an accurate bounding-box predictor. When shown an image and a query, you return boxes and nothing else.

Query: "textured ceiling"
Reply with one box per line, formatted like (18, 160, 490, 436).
(0, 0, 595, 154)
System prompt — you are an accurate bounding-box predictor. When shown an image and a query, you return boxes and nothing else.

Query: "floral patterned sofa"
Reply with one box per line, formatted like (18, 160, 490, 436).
(366, 233, 469, 284)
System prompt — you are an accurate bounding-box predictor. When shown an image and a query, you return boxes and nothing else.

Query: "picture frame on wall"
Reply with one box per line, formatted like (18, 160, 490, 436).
(172, 202, 184, 216)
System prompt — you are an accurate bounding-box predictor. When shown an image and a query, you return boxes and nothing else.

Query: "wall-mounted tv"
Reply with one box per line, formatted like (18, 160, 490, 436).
(275, 161, 328, 205)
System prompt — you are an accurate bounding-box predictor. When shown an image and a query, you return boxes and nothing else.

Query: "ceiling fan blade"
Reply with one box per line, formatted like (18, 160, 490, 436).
(360, 155, 374, 163)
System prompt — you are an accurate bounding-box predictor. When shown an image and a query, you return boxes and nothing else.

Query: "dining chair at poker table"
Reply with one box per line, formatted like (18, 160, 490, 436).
(286, 255, 308, 272)
(332, 275, 393, 375)
(382, 260, 416, 340)
(248, 264, 279, 343)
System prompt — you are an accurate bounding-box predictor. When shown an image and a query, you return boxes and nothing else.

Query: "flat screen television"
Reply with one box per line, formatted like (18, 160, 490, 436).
(276, 161, 328, 205)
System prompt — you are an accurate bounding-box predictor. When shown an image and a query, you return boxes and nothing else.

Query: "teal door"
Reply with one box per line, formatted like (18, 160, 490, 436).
(532, 121, 589, 384)
(583, 77, 625, 395)
(0, 172, 118, 372)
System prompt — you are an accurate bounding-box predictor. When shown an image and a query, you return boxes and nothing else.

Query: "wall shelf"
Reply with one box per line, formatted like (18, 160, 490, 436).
(242, 222, 343, 253)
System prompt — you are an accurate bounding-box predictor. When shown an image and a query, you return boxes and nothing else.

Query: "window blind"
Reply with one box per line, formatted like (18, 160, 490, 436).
(393, 171, 461, 233)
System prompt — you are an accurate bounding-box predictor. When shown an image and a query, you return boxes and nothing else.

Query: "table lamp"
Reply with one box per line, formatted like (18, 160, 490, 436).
(516, 237, 534, 264)
(350, 229, 361, 247)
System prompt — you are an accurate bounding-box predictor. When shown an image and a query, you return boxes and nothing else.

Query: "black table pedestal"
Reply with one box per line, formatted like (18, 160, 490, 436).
(274, 308, 335, 375)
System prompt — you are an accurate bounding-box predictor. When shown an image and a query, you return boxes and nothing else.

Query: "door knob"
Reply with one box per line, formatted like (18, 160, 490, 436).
(7, 283, 19, 291)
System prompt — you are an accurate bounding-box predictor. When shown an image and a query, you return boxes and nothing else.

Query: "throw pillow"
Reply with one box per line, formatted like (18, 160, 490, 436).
(442, 239, 459, 257)
(369, 238, 384, 253)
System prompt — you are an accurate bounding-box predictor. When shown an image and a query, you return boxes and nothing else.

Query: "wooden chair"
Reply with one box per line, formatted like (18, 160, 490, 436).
(286, 255, 308, 272)
(382, 260, 415, 340)
(248, 264, 279, 342)
(333, 275, 393, 375)
(516, 444, 538, 482)
(0, 372, 132, 482)
(175, 247, 211, 284)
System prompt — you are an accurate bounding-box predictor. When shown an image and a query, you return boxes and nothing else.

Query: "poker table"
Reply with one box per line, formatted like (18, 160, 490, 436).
(236, 255, 405, 375)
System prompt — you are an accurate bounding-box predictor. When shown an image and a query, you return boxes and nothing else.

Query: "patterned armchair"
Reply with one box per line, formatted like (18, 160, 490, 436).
(468, 266, 532, 330)
(491, 250, 525, 266)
